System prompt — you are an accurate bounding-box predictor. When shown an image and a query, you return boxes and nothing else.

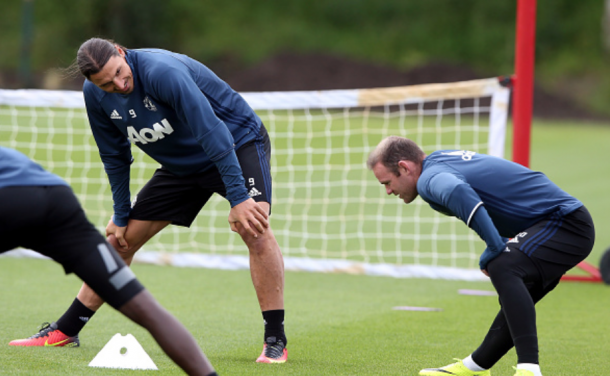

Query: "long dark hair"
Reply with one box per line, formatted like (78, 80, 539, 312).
(66, 38, 129, 80)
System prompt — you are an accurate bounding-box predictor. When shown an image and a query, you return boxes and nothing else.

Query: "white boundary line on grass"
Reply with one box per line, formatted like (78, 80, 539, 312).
(2, 249, 488, 281)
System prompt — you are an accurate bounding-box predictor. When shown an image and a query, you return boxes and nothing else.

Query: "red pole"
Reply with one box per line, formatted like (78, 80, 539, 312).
(512, 0, 536, 167)
(512, 1, 601, 283)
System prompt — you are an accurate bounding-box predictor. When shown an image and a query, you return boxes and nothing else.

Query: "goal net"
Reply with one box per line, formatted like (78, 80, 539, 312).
(0, 77, 510, 280)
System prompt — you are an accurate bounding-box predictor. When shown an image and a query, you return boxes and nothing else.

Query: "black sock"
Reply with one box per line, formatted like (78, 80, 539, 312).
(262, 309, 286, 345)
(55, 298, 96, 337)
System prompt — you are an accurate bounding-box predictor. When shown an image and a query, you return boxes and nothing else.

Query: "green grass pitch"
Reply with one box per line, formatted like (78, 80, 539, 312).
(1, 116, 609, 375)
(1, 257, 609, 375)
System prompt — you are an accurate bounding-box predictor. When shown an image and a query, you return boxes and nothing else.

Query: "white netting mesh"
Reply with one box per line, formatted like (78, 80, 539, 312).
(0, 78, 510, 279)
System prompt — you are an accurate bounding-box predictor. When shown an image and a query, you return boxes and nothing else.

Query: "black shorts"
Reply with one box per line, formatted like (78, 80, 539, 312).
(130, 125, 273, 227)
(0, 185, 144, 309)
(502, 205, 595, 287)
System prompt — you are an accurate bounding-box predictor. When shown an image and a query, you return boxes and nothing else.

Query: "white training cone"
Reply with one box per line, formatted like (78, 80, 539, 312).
(88, 333, 158, 370)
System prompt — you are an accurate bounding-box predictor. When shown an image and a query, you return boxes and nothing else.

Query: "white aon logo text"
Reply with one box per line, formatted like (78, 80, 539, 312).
(127, 119, 174, 144)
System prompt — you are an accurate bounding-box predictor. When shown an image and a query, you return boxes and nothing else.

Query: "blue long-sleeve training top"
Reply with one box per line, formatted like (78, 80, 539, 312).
(416, 150, 583, 269)
(83, 48, 262, 226)
(0, 146, 68, 188)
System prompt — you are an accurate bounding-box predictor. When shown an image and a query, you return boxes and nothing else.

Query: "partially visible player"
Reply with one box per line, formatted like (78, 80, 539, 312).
(0, 146, 217, 376)
(10, 37, 287, 364)
(367, 136, 595, 376)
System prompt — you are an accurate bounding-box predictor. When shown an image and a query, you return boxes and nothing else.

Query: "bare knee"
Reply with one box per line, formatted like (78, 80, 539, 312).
(235, 224, 278, 256)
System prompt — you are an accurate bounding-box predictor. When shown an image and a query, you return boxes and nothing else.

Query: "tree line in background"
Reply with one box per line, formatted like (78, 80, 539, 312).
(1, 0, 609, 113)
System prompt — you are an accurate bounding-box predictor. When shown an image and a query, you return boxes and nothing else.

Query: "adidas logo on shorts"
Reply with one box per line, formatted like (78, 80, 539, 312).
(248, 187, 262, 197)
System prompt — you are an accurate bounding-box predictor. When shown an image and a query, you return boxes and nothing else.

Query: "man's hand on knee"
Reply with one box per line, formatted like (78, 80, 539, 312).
(106, 233, 136, 260)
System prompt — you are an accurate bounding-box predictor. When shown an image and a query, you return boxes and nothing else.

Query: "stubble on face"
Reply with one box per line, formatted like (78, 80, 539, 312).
(89, 55, 134, 94)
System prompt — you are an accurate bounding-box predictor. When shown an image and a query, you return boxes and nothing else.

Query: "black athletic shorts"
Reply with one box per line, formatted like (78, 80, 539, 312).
(502, 205, 595, 287)
(130, 125, 273, 227)
(0, 185, 144, 309)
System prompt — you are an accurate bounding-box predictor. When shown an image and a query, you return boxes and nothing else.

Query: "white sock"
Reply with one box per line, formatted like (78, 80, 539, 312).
(517, 363, 542, 376)
(462, 355, 487, 372)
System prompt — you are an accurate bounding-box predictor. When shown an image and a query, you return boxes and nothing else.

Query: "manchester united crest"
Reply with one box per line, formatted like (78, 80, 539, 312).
(143, 96, 157, 112)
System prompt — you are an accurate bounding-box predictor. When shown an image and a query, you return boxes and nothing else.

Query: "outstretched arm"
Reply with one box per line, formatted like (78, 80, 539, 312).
(85, 88, 133, 227)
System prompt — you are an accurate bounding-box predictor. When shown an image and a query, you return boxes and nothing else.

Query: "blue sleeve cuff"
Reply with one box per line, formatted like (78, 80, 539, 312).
(479, 246, 508, 269)
(211, 149, 249, 206)
(112, 213, 129, 228)
(229, 194, 250, 208)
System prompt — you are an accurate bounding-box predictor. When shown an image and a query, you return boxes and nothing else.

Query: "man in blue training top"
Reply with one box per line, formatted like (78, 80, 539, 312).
(10, 37, 287, 364)
(0, 146, 217, 376)
(367, 136, 595, 376)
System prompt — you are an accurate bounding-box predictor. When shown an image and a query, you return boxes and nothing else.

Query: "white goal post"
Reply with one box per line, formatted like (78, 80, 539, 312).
(0, 77, 510, 281)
